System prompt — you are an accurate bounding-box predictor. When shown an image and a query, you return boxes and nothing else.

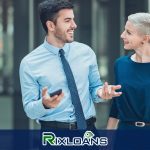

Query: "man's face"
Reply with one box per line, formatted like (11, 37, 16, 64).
(52, 9, 77, 44)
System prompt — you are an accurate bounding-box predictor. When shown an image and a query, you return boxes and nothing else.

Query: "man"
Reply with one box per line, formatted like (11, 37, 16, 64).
(19, 0, 122, 130)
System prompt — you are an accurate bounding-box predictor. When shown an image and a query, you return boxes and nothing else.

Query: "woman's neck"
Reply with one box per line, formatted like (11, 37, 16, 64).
(134, 54, 150, 63)
(133, 45, 150, 63)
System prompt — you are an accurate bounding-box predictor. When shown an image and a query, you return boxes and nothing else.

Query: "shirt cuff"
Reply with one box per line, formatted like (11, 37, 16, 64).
(93, 86, 106, 103)
(35, 98, 50, 115)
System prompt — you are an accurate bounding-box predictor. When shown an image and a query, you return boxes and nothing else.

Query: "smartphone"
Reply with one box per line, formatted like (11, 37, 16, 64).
(49, 89, 62, 97)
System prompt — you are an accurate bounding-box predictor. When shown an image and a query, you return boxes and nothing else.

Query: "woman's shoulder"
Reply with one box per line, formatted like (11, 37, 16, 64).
(115, 55, 129, 64)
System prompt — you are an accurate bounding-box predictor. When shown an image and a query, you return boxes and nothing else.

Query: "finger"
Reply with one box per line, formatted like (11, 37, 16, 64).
(113, 91, 122, 97)
(50, 95, 58, 100)
(104, 82, 108, 92)
(111, 85, 121, 91)
(55, 93, 64, 102)
(51, 97, 61, 107)
(101, 83, 106, 99)
(59, 92, 64, 99)
(42, 87, 48, 97)
(101, 84, 105, 93)
(104, 82, 109, 98)
(108, 85, 112, 94)
(50, 92, 64, 99)
(47, 95, 59, 108)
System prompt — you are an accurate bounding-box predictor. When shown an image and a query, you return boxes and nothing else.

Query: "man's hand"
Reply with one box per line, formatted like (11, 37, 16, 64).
(97, 82, 122, 100)
(42, 87, 64, 109)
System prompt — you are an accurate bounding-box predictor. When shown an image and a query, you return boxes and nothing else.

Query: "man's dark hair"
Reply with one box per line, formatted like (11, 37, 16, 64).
(38, 0, 74, 33)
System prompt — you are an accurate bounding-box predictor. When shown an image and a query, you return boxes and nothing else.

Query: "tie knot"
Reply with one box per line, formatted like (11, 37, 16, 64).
(59, 49, 65, 56)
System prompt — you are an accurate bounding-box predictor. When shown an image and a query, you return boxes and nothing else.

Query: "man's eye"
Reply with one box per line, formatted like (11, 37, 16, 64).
(65, 19, 70, 22)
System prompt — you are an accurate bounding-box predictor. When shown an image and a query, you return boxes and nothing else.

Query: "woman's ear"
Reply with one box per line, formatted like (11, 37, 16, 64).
(46, 20, 55, 32)
(147, 35, 150, 43)
(143, 35, 150, 43)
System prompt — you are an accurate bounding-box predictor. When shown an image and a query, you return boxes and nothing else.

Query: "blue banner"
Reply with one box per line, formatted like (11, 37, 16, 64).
(0, 130, 150, 150)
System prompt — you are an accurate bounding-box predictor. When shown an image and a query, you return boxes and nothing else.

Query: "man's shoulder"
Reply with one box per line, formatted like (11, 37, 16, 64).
(71, 41, 91, 49)
(71, 41, 94, 55)
(21, 44, 44, 62)
(70, 41, 96, 57)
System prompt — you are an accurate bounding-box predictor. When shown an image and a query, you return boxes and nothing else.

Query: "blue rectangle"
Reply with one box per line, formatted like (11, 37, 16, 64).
(0, 130, 150, 150)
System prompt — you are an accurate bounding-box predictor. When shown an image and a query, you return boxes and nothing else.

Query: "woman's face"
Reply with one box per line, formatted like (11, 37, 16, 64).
(121, 21, 145, 50)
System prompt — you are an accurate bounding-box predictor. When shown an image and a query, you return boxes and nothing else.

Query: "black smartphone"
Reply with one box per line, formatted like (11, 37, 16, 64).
(49, 89, 62, 97)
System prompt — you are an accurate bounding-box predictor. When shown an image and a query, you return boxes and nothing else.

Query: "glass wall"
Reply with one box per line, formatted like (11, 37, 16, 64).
(0, 0, 13, 129)
(148, 0, 150, 11)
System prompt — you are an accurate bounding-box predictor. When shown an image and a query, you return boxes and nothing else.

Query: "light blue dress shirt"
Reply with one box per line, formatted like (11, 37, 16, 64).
(19, 40, 103, 122)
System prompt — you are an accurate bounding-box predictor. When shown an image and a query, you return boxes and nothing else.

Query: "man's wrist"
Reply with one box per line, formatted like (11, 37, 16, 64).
(97, 88, 102, 98)
(42, 99, 50, 109)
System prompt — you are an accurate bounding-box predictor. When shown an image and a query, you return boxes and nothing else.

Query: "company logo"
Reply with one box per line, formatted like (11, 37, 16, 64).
(42, 131, 108, 146)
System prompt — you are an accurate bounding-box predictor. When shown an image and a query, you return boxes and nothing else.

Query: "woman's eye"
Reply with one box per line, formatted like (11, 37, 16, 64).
(127, 30, 131, 35)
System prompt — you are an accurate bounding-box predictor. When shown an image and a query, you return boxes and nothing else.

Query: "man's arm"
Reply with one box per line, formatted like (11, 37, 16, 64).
(19, 60, 63, 119)
(88, 49, 122, 102)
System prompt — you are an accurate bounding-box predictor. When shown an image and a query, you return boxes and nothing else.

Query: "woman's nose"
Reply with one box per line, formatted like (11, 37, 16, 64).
(120, 31, 125, 38)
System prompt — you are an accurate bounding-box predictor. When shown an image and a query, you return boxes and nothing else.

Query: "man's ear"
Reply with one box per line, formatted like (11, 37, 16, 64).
(46, 20, 55, 32)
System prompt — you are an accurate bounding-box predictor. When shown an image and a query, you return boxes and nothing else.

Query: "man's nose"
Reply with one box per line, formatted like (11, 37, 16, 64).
(71, 20, 77, 29)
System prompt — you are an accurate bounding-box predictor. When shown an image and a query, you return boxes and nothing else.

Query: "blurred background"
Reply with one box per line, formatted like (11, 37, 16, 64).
(0, 0, 149, 129)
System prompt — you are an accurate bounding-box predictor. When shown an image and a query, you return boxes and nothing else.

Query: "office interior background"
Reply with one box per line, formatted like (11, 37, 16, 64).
(0, 0, 149, 129)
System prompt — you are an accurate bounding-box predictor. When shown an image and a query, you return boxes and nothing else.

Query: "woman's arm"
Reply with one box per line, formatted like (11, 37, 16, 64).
(107, 117, 119, 129)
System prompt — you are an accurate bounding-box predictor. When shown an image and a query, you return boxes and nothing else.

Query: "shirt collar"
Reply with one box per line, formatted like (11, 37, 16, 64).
(43, 38, 70, 56)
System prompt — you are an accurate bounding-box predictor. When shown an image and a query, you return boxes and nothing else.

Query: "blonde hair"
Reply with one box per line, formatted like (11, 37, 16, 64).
(128, 12, 150, 35)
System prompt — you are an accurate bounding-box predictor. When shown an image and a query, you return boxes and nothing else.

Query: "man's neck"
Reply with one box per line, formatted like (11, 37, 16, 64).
(46, 35, 65, 48)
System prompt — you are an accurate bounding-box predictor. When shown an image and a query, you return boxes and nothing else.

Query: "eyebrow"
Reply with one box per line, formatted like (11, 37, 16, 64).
(64, 16, 74, 20)
(125, 28, 133, 33)
(64, 17, 72, 20)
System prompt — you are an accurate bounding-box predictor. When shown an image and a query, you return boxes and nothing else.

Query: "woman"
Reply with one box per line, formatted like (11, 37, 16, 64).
(107, 12, 150, 129)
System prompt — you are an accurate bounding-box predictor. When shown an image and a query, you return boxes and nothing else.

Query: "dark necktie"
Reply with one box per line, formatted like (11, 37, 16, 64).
(59, 49, 87, 129)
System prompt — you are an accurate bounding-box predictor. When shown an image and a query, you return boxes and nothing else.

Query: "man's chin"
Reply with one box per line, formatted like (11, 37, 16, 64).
(66, 39, 74, 43)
